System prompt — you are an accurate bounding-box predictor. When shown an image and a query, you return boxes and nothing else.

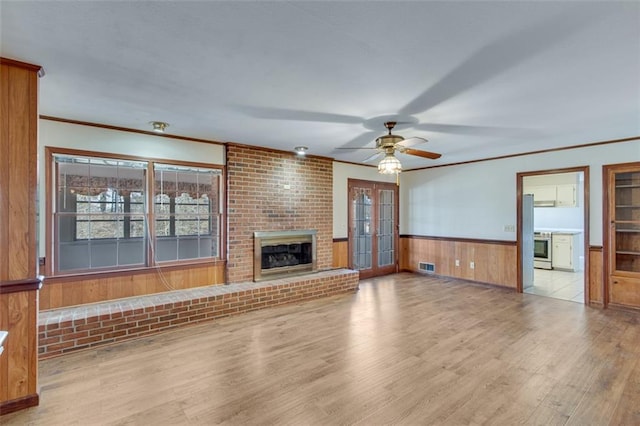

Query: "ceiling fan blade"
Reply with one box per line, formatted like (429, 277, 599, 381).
(403, 148, 441, 160)
(413, 123, 540, 138)
(363, 151, 383, 163)
(237, 105, 364, 124)
(398, 9, 599, 116)
(397, 137, 428, 148)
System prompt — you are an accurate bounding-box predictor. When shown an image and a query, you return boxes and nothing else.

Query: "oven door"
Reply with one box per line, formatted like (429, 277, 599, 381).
(533, 237, 552, 269)
(534, 238, 551, 260)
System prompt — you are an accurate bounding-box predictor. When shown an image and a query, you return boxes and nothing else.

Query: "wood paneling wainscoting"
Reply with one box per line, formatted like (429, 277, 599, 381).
(400, 235, 517, 288)
(588, 246, 604, 307)
(332, 238, 348, 268)
(40, 262, 226, 310)
(0, 279, 42, 415)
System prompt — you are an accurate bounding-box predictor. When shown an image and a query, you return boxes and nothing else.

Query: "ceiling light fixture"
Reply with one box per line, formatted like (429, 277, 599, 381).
(149, 121, 169, 133)
(378, 152, 402, 175)
(294, 146, 308, 156)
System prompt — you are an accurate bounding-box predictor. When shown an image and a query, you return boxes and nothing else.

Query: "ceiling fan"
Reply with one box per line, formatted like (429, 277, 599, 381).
(339, 121, 441, 174)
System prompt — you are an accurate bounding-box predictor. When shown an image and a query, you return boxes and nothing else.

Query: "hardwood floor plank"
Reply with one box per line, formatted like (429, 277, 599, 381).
(564, 318, 640, 425)
(3, 273, 640, 425)
(609, 357, 640, 424)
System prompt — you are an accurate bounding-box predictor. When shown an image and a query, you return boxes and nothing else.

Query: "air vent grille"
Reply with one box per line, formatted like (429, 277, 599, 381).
(418, 262, 435, 273)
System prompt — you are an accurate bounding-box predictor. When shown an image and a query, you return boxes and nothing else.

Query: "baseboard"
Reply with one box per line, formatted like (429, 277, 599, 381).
(0, 393, 39, 415)
(607, 302, 640, 313)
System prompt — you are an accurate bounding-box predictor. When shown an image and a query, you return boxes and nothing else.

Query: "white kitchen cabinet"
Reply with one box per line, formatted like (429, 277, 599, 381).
(527, 185, 557, 206)
(552, 233, 579, 271)
(524, 184, 577, 207)
(556, 184, 577, 207)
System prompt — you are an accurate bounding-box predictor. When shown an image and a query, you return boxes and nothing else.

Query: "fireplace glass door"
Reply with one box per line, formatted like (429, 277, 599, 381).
(348, 179, 398, 279)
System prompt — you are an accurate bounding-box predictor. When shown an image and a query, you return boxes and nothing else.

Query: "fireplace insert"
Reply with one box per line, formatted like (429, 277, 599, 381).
(254, 230, 317, 281)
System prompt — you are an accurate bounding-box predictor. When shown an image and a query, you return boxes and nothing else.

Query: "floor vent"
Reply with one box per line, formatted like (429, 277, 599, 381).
(418, 262, 435, 273)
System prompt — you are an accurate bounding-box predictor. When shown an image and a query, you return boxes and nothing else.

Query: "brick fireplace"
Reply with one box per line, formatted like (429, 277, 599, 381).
(226, 144, 333, 283)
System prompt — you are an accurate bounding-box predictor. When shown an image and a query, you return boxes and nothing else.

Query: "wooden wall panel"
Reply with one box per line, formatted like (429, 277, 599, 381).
(0, 292, 7, 403)
(0, 283, 40, 415)
(0, 58, 42, 414)
(7, 292, 29, 399)
(588, 246, 603, 306)
(400, 236, 517, 288)
(0, 61, 39, 281)
(332, 240, 348, 268)
(0, 62, 8, 281)
(39, 263, 226, 310)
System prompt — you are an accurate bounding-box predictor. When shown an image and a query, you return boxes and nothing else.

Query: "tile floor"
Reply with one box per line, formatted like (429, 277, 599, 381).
(524, 268, 585, 303)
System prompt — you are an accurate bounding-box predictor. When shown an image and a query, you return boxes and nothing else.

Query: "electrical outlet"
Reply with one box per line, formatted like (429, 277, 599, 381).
(455, 259, 460, 267)
(470, 261, 475, 269)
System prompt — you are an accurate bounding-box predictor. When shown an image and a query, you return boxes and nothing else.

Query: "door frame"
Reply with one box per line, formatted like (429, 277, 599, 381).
(347, 178, 399, 279)
(516, 166, 590, 302)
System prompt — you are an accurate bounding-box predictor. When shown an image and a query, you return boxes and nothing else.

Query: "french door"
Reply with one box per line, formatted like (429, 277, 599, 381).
(348, 179, 399, 279)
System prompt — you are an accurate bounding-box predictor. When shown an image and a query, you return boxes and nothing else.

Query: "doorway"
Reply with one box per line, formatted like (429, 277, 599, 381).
(517, 167, 589, 303)
(348, 179, 398, 279)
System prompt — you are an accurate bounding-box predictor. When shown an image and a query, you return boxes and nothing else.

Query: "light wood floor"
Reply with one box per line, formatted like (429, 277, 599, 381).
(4, 273, 640, 425)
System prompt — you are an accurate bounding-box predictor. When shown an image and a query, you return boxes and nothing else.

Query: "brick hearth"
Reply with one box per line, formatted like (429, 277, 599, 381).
(38, 269, 359, 359)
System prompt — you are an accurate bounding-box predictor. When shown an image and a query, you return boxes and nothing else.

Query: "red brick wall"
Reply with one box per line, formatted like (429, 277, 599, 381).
(226, 144, 333, 283)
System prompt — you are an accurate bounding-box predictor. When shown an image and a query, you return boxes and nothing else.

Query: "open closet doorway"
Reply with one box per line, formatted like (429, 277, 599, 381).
(517, 167, 589, 303)
(347, 179, 399, 280)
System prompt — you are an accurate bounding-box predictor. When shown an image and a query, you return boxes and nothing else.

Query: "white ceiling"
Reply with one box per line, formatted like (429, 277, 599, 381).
(2, 1, 639, 169)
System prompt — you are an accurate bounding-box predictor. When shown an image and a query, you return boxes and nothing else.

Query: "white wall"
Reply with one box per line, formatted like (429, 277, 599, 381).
(38, 119, 225, 255)
(400, 140, 640, 245)
(534, 206, 583, 232)
(40, 120, 225, 163)
(332, 162, 395, 238)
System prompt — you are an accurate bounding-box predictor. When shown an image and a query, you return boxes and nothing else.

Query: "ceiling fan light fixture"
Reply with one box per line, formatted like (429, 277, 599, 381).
(378, 153, 402, 174)
(149, 121, 169, 133)
(294, 146, 308, 155)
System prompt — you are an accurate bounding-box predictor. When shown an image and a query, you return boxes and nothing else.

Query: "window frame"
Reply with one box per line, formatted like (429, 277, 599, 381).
(45, 146, 226, 277)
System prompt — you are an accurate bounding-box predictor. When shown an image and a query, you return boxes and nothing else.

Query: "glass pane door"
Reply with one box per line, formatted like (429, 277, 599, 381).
(377, 189, 395, 267)
(352, 187, 372, 271)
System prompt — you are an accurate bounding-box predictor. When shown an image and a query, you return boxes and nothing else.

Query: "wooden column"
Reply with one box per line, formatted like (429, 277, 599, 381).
(0, 58, 43, 415)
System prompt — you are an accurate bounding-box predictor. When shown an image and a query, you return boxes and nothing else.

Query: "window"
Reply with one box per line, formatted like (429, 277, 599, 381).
(52, 152, 223, 274)
(153, 164, 220, 262)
